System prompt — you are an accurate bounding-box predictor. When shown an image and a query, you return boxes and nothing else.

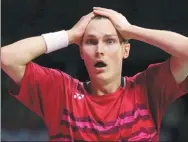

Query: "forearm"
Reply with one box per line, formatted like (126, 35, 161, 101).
(1, 36, 47, 66)
(1, 30, 75, 66)
(127, 25, 188, 58)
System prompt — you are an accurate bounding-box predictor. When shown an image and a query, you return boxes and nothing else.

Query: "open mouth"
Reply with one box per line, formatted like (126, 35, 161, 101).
(94, 61, 107, 68)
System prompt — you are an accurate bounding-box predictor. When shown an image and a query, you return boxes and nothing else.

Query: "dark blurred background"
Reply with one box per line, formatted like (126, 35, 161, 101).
(1, 0, 188, 141)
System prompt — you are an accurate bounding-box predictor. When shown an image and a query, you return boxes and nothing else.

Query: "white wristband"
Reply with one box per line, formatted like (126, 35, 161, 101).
(42, 30, 69, 53)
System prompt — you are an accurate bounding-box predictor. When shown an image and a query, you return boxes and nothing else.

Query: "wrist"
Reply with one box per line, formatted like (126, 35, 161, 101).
(125, 25, 143, 40)
(66, 30, 76, 45)
(121, 25, 135, 40)
(42, 30, 69, 53)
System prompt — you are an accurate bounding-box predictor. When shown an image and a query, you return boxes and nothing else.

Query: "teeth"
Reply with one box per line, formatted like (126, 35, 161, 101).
(95, 62, 106, 67)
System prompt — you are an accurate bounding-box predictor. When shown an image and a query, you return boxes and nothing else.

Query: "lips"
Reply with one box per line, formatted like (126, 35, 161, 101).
(94, 61, 107, 68)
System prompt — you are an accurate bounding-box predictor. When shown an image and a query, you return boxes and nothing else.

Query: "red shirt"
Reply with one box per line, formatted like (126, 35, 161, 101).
(10, 60, 188, 141)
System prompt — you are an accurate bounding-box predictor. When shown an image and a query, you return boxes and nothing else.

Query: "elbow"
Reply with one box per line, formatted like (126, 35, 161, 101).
(178, 38, 188, 59)
(1, 47, 8, 66)
(185, 38, 188, 58)
(1, 47, 13, 67)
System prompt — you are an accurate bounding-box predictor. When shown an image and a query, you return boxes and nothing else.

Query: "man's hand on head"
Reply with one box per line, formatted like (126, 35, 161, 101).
(67, 12, 95, 46)
(93, 7, 132, 40)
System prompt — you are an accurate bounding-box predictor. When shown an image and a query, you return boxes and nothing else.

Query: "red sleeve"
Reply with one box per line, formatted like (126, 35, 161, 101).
(146, 59, 188, 108)
(144, 59, 188, 129)
(9, 62, 77, 120)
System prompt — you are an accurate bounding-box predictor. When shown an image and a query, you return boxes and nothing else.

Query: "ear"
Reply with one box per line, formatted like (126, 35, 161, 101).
(122, 43, 130, 59)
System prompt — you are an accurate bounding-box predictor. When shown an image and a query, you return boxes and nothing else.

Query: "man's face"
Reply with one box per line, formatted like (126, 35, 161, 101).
(80, 18, 129, 81)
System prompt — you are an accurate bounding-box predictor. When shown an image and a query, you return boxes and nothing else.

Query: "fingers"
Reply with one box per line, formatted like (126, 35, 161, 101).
(81, 12, 95, 23)
(82, 7, 117, 20)
(93, 7, 117, 14)
(93, 7, 110, 11)
(93, 9, 111, 19)
(81, 7, 118, 21)
(93, 7, 119, 20)
(86, 12, 95, 19)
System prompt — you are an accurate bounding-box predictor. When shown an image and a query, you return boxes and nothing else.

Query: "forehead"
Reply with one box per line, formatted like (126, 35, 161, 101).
(84, 19, 118, 37)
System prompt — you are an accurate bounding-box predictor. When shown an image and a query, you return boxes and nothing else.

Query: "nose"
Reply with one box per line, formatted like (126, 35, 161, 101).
(96, 42, 105, 56)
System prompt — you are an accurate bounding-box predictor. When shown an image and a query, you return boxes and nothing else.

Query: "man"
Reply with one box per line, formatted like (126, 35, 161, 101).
(1, 7, 188, 141)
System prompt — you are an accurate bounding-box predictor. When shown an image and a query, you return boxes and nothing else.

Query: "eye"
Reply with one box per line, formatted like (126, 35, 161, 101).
(86, 39, 97, 45)
(106, 39, 115, 44)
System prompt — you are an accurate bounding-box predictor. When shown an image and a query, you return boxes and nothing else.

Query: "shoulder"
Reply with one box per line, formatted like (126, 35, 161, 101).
(24, 62, 81, 91)
(123, 61, 169, 90)
(128, 60, 169, 81)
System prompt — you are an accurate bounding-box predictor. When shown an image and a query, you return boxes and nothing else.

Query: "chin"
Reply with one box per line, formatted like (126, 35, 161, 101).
(89, 68, 112, 81)
(95, 72, 111, 81)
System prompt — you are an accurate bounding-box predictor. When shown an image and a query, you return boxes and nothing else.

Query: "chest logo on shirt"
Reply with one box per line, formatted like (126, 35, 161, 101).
(74, 93, 84, 100)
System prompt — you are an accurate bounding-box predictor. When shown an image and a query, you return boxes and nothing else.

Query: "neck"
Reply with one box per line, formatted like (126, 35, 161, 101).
(89, 76, 122, 96)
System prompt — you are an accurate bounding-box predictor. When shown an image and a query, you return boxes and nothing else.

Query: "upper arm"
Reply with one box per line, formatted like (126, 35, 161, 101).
(9, 62, 76, 120)
(142, 60, 188, 129)
(170, 56, 188, 84)
(145, 59, 188, 112)
(146, 59, 188, 105)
